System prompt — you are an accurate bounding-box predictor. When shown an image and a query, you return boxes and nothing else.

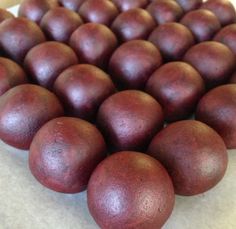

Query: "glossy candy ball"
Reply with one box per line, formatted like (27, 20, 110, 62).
(0, 8, 14, 24)
(176, 0, 202, 12)
(112, 0, 149, 12)
(59, 0, 85, 11)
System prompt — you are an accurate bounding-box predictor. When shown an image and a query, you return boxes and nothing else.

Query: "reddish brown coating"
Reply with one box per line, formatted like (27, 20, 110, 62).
(146, 0, 183, 25)
(24, 41, 78, 89)
(148, 22, 195, 61)
(183, 41, 235, 89)
(53, 64, 116, 121)
(145, 62, 205, 122)
(59, 0, 85, 11)
(196, 85, 236, 149)
(201, 0, 236, 26)
(97, 90, 164, 152)
(229, 70, 236, 83)
(88, 151, 175, 229)
(111, 8, 156, 42)
(112, 0, 149, 11)
(78, 0, 119, 26)
(69, 23, 118, 69)
(147, 120, 228, 196)
(109, 40, 162, 90)
(176, 0, 202, 12)
(180, 9, 221, 42)
(0, 17, 46, 63)
(0, 8, 14, 24)
(18, 0, 59, 24)
(29, 117, 106, 193)
(0, 84, 64, 150)
(214, 24, 236, 56)
(0, 57, 28, 96)
(40, 7, 83, 43)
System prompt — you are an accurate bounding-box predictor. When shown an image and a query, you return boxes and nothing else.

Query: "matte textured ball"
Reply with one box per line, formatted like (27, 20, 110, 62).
(147, 120, 228, 196)
(88, 151, 175, 229)
(29, 117, 107, 193)
(176, 0, 202, 12)
(112, 0, 149, 11)
(0, 84, 64, 150)
(97, 90, 164, 152)
(145, 62, 205, 122)
(109, 40, 162, 89)
(59, 0, 85, 11)
(24, 41, 78, 89)
(0, 8, 14, 23)
(53, 64, 116, 121)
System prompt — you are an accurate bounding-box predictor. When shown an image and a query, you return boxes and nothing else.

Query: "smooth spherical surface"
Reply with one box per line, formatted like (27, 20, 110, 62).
(112, 0, 149, 11)
(0, 17, 46, 63)
(196, 85, 236, 149)
(24, 41, 78, 89)
(176, 0, 202, 12)
(0, 84, 64, 150)
(148, 22, 195, 61)
(109, 40, 162, 89)
(0, 57, 28, 96)
(69, 23, 118, 69)
(145, 62, 205, 122)
(111, 8, 155, 42)
(88, 151, 175, 229)
(29, 117, 107, 193)
(180, 9, 221, 42)
(40, 7, 83, 43)
(0, 8, 14, 23)
(184, 41, 235, 89)
(79, 0, 119, 26)
(97, 90, 164, 152)
(59, 0, 85, 11)
(147, 120, 228, 196)
(53, 64, 116, 121)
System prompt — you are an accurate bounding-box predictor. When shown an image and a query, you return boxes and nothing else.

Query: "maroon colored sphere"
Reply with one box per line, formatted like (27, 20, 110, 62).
(88, 151, 175, 229)
(0, 8, 14, 24)
(59, 0, 85, 11)
(78, 0, 119, 26)
(53, 64, 116, 121)
(148, 22, 195, 61)
(147, 120, 228, 196)
(109, 40, 162, 89)
(24, 41, 78, 89)
(176, 0, 202, 12)
(0, 57, 28, 96)
(0, 17, 46, 63)
(69, 23, 118, 69)
(180, 9, 221, 42)
(183, 41, 235, 89)
(97, 90, 164, 152)
(29, 117, 107, 193)
(196, 84, 236, 149)
(40, 7, 83, 43)
(145, 62, 205, 122)
(112, 0, 149, 12)
(0, 84, 64, 150)
(229, 70, 236, 83)
(111, 8, 156, 42)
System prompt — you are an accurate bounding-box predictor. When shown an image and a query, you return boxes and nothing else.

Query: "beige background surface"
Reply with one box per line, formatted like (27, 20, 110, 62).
(0, 0, 20, 9)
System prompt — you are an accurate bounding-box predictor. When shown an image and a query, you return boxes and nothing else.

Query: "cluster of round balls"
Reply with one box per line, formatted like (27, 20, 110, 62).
(0, 0, 236, 228)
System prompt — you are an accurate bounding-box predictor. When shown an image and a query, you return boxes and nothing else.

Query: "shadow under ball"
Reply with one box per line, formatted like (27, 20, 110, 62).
(0, 8, 14, 24)
(147, 120, 228, 196)
(59, 0, 85, 11)
(24, 41, 78, 89)
(112, 0, 149, 12)
(29, 117, 107, 193)
(176, 0, 202, 12)
(0, 84, 64, 150)
(229, 70, 236, 83)
(88, 151, 175, 229)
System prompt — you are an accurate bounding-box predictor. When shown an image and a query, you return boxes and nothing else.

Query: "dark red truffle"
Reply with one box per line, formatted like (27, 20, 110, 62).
(147, 120, 228, 196)
(0, 8, 14, 23)
(59, 0, 85, 11)
(29, 117, 106, 193)
(112, 0, 149, 12)
(176, 0, 202, 12)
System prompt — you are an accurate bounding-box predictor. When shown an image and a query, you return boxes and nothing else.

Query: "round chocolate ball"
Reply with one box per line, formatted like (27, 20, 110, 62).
(24, 41, 78, 89)
(69, 23, 118, 69)
(201, 0, 236, 26)
(0, 17, 46, 63)
(53, 64, 116, 121)
(18, 0, 59, 24)
(183, 41, 235, 89)
(180, 9, 221, 42)
(40, 7, 83, 43)
(109, 40, 162, 89)
(78, 0, 119, 26)
(97, 90, 164, 152)
(146, 0, 183, 25)
(147, 120, 228, 196)
(148, 22, 195, 61)
(176, 0, 202, 12)
(29, 117, 106, 193)
(0, 8, 14, 24)
(59, 0, 85, 11)
(0, 57, 28, 96)
(111, 8, 156, 42)
(145, 62, 205, 122)
(0, 84, 63, 150)
(88, 151, 175, 229)
(112, 0, 149, 12)
(196, 84, 236, 149)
